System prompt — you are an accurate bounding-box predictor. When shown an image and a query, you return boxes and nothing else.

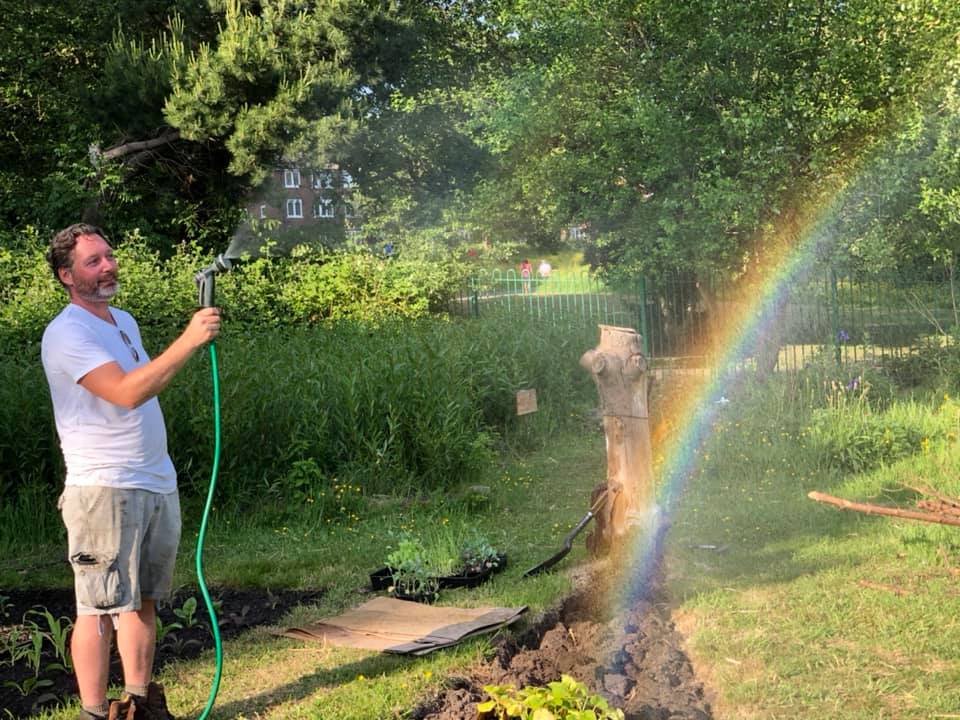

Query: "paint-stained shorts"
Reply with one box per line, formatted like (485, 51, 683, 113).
(58, 486, 181, 616)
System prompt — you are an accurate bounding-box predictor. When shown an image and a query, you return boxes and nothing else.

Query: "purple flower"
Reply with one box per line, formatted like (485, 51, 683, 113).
(837, 329, 850, 343)
(847, 376, 860, 391)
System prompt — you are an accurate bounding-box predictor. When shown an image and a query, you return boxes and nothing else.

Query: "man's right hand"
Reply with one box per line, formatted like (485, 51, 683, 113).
(184, 307, 221, 348)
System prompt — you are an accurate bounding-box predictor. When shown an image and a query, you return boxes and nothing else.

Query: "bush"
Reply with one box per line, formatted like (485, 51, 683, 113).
(805, 393, 943, 474)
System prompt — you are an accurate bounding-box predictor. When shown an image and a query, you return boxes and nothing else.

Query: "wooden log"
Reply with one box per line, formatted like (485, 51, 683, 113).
(808, 491, 960, 527)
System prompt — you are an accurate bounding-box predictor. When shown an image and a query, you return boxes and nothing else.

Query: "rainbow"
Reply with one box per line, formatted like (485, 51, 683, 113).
(613, 183, 851, 609)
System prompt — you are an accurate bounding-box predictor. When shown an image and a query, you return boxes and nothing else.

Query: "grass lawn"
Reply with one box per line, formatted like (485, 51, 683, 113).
(11, 380, 960, 719)
(664, 388, 960, 719)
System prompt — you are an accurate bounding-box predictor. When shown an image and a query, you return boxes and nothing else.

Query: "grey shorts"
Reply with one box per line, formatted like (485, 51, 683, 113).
(58, 486, 181, 616)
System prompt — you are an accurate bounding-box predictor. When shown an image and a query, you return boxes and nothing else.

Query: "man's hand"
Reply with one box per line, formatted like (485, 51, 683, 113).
(183, 307, 221, 349)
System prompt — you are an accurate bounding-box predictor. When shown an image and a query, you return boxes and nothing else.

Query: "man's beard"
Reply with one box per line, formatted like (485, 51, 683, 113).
(75, 276, 120, 302)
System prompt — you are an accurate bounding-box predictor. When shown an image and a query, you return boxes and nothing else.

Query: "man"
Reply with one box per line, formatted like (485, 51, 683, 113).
(41, 224, 221, 720)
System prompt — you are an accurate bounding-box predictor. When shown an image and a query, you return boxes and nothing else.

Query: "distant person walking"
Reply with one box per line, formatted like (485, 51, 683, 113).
(520, 259, 533, 293)
(538, 259, 552, 279)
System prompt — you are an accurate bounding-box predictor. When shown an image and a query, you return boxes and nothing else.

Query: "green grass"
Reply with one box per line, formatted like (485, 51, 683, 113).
(11, 369, 960, 719)
(664, 384, 960, 719)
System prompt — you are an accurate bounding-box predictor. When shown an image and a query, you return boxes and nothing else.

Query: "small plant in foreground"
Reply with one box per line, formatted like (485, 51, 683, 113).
(25, 609, 73, 673)
(3, 675, 54, 698)
(172, 596, 200, 628)
(155, 616, 183, 644)
(477, 674, 625, 719)
(386, 536, 440, 601)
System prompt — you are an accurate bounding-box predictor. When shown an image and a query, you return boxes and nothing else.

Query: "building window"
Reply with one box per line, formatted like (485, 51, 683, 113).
(313, 198, 334, 218)
(283, 168, 301, 188)
(341, 170, 354, 189)
(312, 171, 334, 190)
(286, 198, 303, 218)
(258, 204, 267, 219)
(343, 201, 356, 218)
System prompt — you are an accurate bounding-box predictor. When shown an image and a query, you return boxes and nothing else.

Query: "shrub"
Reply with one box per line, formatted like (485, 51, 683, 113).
(805, 396, 936, 474)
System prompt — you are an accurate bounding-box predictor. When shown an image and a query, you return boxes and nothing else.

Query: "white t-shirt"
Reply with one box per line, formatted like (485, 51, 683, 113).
(41, 304, 176, 493)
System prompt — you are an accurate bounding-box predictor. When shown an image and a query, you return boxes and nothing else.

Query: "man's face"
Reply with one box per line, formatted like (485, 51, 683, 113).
(60, 234, 119, 303)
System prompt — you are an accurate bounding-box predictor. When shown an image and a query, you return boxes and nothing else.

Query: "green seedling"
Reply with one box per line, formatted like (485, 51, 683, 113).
(478, 674, 625, 720)
(26, 609, 73, 673)
(460, 531, 500, 574)
(17, 625, 45, 678)
(172, 596, 200, 628)
(155, 616, 183, 644)
(3, 676, 54, 697)
(386, 536, 440, 600)
(160, 634, 203, 656)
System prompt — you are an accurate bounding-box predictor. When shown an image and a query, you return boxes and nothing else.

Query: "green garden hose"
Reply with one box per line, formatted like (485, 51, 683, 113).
(195, 341, 223, 720)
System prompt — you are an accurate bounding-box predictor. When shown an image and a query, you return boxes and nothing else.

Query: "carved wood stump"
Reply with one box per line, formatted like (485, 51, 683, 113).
(580, 325, 654, 556)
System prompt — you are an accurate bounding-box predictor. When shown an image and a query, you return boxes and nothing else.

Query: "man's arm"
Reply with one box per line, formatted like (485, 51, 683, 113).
(79, 308, 221, 409)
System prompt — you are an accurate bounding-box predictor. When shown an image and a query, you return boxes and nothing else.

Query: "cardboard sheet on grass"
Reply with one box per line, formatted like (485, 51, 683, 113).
(277, 596, 527, 656)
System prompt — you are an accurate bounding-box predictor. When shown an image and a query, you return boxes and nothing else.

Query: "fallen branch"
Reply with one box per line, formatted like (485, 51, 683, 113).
(904, 481, 960, 509)
(807, 491, 960, 527)
(917, 499, 960, 517)
(857, 579, 910, 596)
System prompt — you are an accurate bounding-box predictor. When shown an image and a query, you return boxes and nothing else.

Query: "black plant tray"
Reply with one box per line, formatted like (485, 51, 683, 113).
(391, 588, 439, 604)
(370, 566, 394, 591)
(368, 554, 507, 592)
(437, 554, 508, 589)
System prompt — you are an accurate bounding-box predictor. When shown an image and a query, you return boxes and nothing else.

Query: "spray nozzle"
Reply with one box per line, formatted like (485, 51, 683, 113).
(195, 254, 233, 307)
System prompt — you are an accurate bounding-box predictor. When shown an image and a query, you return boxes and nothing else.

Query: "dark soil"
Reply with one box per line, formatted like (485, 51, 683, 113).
(0, 586, 324, 719)
(411, 566, 713, 720)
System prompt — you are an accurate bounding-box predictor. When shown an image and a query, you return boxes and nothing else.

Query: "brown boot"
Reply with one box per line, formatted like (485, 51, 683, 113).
(132, 682, 177, 720)
(106, 695, 137, 720)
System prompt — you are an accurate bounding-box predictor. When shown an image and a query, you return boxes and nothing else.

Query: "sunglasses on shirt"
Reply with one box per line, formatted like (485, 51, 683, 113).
(119, 330, 140, 362)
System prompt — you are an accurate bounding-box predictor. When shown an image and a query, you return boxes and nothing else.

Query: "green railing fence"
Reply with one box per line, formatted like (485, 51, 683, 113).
(448, 267, 959, 373)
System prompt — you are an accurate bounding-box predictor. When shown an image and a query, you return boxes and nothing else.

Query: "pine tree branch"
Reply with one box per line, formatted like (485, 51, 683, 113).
(100, 129, 182, 163)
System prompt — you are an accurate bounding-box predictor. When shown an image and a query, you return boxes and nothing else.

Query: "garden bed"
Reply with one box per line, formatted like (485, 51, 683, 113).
(411, 567, 713, 720)
(0, 586, 324, 719)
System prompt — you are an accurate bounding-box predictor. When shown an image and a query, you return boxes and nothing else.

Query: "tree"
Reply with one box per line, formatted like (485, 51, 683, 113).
(463, 0, 960, 281)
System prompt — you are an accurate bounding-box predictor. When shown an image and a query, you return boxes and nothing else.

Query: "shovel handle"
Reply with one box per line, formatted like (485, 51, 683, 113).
(562, 510, 595, 546)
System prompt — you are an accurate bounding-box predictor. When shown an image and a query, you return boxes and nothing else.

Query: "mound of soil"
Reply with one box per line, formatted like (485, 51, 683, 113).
(0, 586, 324, 719)
(412, 569, 713, 720)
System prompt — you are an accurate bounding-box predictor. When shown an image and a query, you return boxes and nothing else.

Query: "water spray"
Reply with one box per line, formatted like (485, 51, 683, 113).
(193, 253, 232, 720)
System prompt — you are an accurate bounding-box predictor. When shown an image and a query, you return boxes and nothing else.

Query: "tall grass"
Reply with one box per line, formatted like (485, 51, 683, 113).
(0, 314, 597, 549)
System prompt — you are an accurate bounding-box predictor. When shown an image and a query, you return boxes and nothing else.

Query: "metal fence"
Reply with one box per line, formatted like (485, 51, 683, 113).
(448, 267, 959, 372)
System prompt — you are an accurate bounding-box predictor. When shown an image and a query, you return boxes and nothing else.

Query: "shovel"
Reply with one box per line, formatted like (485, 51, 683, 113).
(523, 488, 615, 577)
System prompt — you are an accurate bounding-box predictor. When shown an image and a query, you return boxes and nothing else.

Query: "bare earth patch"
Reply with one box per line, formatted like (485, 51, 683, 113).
(411, 567, 713, 720)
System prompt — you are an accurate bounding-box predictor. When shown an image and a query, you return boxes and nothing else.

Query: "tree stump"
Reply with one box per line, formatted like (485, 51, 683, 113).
(580, 325, 654, 555)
